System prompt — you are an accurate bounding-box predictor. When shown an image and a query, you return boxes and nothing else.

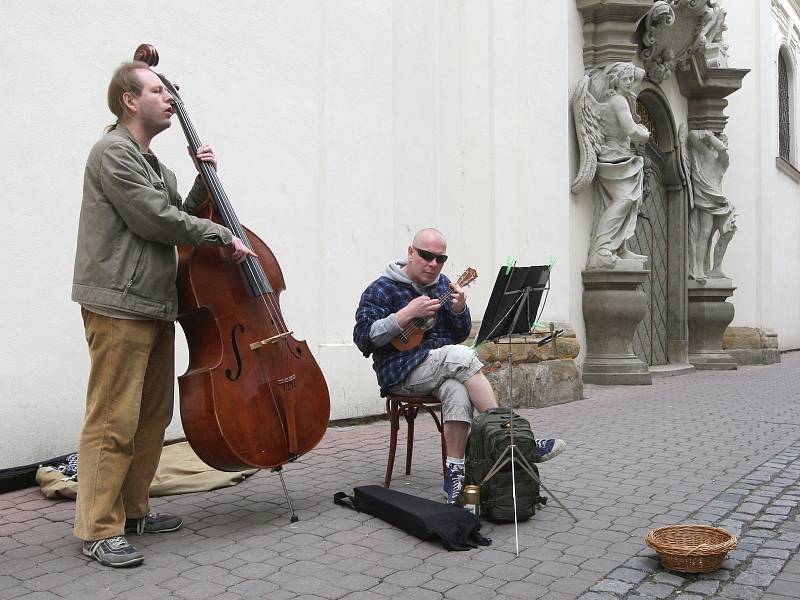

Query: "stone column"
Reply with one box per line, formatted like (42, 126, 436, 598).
(687, 280, 737, 370)
(582, 269, 652, 385)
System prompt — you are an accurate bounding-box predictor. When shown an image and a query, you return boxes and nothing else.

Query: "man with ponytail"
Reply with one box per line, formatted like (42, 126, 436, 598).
(71, 61, 253, 567)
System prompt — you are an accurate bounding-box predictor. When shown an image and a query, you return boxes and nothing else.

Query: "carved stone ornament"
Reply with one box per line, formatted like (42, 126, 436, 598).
(679, 124, 736, 284)
(641, 0, 729, 83)
(571, 62, 650, 271)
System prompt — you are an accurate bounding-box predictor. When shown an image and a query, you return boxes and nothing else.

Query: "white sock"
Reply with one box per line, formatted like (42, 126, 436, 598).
(446, 457, 465, 467)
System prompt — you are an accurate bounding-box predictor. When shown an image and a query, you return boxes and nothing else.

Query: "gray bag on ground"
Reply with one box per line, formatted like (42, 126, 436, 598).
(463, 408, 547, 523)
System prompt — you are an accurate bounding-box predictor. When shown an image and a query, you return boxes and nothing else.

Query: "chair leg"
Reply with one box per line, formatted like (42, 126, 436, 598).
(384, 399, 401, 487)
(440, 429, 447, 476)
(405, 406, 418, 476)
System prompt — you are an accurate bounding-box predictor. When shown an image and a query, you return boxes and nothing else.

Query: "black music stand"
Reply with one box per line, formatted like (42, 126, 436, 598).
(475, 265, 576, 555)
(474, 265, 550, 346)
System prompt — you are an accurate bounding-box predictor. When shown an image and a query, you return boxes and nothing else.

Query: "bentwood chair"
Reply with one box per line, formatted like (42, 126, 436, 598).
(384, 394, 447, 487)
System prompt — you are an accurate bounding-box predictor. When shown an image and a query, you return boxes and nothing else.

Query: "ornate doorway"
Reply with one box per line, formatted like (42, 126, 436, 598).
(628, 93, 689, 367)
(630, 131, 669, 365)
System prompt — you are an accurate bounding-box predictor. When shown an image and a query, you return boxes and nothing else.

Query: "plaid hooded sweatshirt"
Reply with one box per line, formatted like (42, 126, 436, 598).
(353, 260, 472, 396)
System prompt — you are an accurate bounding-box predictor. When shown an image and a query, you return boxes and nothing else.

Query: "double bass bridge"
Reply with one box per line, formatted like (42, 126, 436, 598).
(276, 374, 297, 390)
(249, 330, 294, 351)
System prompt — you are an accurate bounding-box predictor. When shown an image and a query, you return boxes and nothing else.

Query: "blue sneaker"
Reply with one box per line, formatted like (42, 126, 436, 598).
(534, 438, 566, 463)
(443, 463, 465, 504)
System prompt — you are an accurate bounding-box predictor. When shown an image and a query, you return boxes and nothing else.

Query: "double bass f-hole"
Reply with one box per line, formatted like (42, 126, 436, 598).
(225, 324, 245, 381)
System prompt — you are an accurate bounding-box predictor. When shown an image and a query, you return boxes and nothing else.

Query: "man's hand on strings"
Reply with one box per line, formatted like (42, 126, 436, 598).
(189, 144, 218, 171)
(396, 296, 441, 327)
(229, 237, 257, 264)
(449, 283, 466, 313)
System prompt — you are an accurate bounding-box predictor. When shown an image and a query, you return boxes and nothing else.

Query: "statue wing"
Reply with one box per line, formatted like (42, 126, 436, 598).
(678, 123, 694, 210)
(570, 75, 603, 193)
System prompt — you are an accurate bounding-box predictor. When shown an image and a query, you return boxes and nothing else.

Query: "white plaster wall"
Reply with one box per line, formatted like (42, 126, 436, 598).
(763, 0, 800, 349)
(567, 0, 592, 359)
(725, 0, 800, 348)
(722, 2, 765, 327)
(0, 1, 574, 468)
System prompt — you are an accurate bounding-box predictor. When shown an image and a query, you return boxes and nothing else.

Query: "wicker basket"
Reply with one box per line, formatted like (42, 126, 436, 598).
(645, 525, 738, 573)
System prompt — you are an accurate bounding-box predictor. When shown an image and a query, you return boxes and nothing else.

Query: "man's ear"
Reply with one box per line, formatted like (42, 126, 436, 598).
(121, 91, 137, 116)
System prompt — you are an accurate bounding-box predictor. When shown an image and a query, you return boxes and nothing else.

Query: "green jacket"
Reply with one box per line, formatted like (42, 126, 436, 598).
(71, 125, 233, 321)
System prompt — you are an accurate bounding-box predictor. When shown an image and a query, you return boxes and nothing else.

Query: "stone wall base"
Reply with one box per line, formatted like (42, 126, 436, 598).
(485, 359, 583, 409)
(722, 327, 781, 366)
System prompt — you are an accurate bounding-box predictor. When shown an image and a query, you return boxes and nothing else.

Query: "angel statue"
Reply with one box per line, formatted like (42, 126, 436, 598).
(680, 126, 736, 283)
(571, 62, 651, 270)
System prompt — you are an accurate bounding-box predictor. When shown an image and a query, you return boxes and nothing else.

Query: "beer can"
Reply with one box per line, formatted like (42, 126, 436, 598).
(462, 484, 481, 519)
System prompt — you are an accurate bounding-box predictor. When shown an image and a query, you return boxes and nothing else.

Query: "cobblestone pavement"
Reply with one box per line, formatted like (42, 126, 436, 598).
(2, 353, 800, 599)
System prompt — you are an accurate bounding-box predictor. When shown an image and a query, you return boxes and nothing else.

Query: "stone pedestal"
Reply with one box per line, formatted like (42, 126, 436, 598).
(486, 360, 583, 409)
(582, 269, 652, 385)
(474, 325, 583, 409)
(688, 279, 737, 370)
(722, 327, 781, 366)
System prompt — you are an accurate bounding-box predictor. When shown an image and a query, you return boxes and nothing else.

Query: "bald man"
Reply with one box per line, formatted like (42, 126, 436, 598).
(354, 228, 565, 503)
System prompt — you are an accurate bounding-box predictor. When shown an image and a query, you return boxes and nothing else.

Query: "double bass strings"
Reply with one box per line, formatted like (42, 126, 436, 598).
(174, 99, 290, 335)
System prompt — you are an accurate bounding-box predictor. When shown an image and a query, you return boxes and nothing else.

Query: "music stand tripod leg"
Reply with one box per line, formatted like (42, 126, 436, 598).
(513, 452, 578, 522)
(481, 445, 578, 523)
(481, 446, 511, 483)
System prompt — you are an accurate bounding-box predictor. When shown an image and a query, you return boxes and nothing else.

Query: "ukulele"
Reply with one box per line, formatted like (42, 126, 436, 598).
(391, 267, 478, 351)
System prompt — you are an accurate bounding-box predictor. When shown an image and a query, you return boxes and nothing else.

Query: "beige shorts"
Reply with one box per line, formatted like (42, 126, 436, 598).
(389, 345, 484, 423)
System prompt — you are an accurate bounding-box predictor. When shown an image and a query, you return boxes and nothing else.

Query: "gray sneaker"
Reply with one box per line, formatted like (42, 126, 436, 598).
(82, 536, 144, 568)
(125, 512, 183, 535)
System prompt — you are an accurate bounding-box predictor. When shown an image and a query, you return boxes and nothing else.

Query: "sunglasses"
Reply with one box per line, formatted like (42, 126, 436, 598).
(413, 246, 448, 264)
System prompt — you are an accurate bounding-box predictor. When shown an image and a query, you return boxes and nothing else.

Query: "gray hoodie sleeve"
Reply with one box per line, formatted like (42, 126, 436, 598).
(369, 313, 402, 347)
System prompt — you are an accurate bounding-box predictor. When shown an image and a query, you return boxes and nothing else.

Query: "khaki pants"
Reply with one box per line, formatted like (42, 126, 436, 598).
(74, 309, 175, 541)
(389, 345, 483, 424)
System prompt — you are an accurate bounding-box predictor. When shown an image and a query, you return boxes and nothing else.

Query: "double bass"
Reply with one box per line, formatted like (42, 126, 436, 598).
(133, 44, 330, 474)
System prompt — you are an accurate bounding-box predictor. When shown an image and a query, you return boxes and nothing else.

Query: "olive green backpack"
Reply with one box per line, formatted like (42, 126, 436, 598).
(462, 408, 547, 523)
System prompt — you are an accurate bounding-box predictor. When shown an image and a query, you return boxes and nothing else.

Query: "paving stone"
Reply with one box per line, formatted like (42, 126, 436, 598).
(392, 588, 443, 600)
(590, 578, 633, 594)
(606, 567, 648, 583)
(483, 564, 530, 582)
(750, 557, 788, 574)
(623, 556, 660, 573)
(685, 579, 720, 595)
(548, 576, 597, 595)
(420, 579, 456, 594)
(754, 547, 791, 561)
(384, 570, 433, 588)
(497, 580, 548, 599)
(765, 579, 800, 597)
(442, 583, 495, 600)
(718, 583, 765, 599)
(736, 570, 777, 586)
(634, 582, 674, 598)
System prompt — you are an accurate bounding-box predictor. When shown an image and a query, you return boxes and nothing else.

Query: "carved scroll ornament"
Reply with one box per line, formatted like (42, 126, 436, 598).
(641, 0, 729, 83)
